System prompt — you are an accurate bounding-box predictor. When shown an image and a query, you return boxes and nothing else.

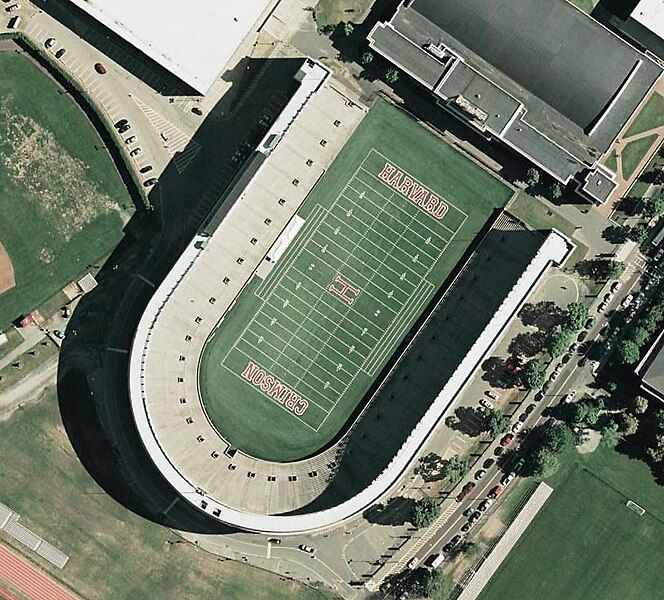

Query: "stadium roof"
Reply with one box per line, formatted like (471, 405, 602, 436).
(368, 0, 662, 197)
(67, 0, 274, 93)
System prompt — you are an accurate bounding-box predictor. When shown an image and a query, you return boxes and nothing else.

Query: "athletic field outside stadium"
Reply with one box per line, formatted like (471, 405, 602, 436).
(199, 100, 514, 461)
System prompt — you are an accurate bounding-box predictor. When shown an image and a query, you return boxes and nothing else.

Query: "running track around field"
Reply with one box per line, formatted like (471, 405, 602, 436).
(0, 543, 76, 600)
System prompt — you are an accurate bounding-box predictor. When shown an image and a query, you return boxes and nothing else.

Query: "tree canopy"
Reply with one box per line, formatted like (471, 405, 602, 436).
(412, 497, 440, 529)
(617, 339, 640, 364)
(425, 570, 453, 600)
(565, 302, 589, 331)
(483, 409, 512, 437)
(523, 359, 547, 389)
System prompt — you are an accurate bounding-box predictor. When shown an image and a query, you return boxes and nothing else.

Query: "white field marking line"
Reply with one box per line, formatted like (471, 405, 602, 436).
(254, 206, 326, 300)
(238, 335, 346, 405)
(315, 211, 422, 295)
(343, 183, 450, 251)
(253, 310, 364, 373)
(228, 344, 338, 413)
(363, 279, 434, 376)
(316, 223, 426, 288)
(275, 275, 380, 362)
(363, 279, 433, 376)
(247, 320, 352, 388)
(338, 187, 447, 260)
(272, 284, 385, 340)
(368, 147, 470, 223)
(218, 360, 323, 431)
(294, 249, 399, 316)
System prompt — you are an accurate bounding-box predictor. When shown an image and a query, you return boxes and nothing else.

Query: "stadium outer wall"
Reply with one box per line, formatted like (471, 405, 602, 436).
(128, 62, 574, 535)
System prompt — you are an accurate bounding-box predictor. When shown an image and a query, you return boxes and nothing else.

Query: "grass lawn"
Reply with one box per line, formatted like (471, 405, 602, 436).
(314, 0, 374, 27)
(507, 192, 587, 265)
(0, 395, 331, 600)
(0, 51, 132, 329)
(603, 151, 618, 175)
(625, 93, 664, 138)
(199, 99, 513, 461)
(0, 339, 56, 391)
(479, 447, 664, 600)
(620, 134, 658, 180)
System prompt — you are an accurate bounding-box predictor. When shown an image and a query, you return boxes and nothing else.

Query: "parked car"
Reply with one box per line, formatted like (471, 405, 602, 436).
(611, 281, 622, 293)
(468, 511, 481, 524)
(475, 469, 487, 480)
(490, 484, 505, 498)
(268, 538, 281, 545)
(563, 390, 576, 404)
(514, 457, 526, 472)
(621, 294, 634, 309)
(479, 397, 494, 410)
(298, 544, 315, 555)
(534, 391, 544, 403)
(525, 403, 536, 414)
(118, 124, 131, 134)
(463, 507, 474, 518)
(55, 48, 66, 59)
(94, 62, 107, 74)
(577, 330, 588, 342)
(125, 136, 136, 145)
(407, 557, 419, 570)
(45, 37, 56, 49)
(485, 390, 500, 401)
(598, 301, 608, 313)
(140, 165, 153, 173)
(584, 317, 594, 329)
(501, 433, 515, 447)
(501, 472, 516, 486)
(456, 481, 476, 503)
(115, 118, 128, 129)
(6, 14, 19, 27)
(143, 177, 158, 187)
(460, 521, 473, 533)
(130, 147, 142, 156)
(478, 498, 494, 512)
(5, 4, 20, 12)
(483, 458, 495, 469)
(512, 421, 523, 433)
(191, 106, 203, 115)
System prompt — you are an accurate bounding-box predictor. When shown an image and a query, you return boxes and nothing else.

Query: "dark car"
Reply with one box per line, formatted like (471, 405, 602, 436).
(577, 330, 588, 343)
(483, 458, 495, 469)
(584, 317, 594, 329)
(140, 165, 153, 174)
(579, 356, 588, 368)
(143, 177, 158, 187)
(468, 511, 481, 524)
(115, 118, 128, 129)
(55, 48, 66, 59)
(463, 507, 474, 518)
(118, 124, 131, 134)
(191, 106, 203, 115)
(525, 403, 536, 415)
(94, 62, 107, 74)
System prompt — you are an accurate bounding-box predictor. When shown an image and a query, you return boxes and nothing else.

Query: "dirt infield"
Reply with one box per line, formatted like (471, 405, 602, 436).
(0, 243, 15, 295)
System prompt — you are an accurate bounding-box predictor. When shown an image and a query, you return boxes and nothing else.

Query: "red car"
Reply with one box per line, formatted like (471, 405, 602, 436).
(490, 485, 505, 498)
(94, 62, 107, 74)
(500, 433, 515, 447)
(455, 481, 476, 503)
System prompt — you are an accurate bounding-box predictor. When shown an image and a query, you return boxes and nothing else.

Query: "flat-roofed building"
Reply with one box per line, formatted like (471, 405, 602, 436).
(368, 0, 663, 204)
(66, 0, 277, 93)
(616, 0, 664, 62)
(637, 329, 664, 402)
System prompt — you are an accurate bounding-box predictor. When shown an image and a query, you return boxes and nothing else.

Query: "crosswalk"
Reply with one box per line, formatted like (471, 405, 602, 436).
(131, 96, 200, 174)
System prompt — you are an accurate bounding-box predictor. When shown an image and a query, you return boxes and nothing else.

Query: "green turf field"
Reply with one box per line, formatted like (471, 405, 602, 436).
(480, 452, 664, 600)
(199, 100, 513, 461)
(0, 51, 132, 328)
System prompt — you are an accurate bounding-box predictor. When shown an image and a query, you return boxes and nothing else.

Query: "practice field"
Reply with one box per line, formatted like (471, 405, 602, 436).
(0, 51, 132, 328)
(480, 460, 664, 600)
(199, 100, 513, 461)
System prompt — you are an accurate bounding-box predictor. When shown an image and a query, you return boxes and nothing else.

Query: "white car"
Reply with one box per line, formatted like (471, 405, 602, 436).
(130, 147, 142, 156)
(512, 421, 523, 433)
(485, 390, 500, 401)
(598, 301, 608, 313)
(125, 136, 136, 145)
(407, 556, 420, 570)
(563, 390, 576, 404)
(621, 294, 634, 309)
(610, 281, 622, 293)
(479, 397, 494, 410)
(5, 3, 20, 11)
(298, 544, 315, 555)
(501, 472, 515, 486)
(45, 37, 56, 48)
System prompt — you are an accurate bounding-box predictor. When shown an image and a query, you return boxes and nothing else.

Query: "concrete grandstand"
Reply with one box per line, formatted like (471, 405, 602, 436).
(129, 59, 573, 534)
(368, 0, 663, 204)
(65, 0, 278, 93)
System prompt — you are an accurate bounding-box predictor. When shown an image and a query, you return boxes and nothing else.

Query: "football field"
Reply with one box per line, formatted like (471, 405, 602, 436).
(199, 100, 514, 461)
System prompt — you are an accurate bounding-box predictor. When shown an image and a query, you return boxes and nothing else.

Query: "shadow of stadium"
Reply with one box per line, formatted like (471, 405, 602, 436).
(55, 55, 303, 533)
(289, 224, 549, 514)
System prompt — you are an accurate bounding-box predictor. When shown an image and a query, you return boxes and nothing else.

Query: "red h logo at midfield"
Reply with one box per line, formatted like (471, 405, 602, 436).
(328, 274, 361, 306)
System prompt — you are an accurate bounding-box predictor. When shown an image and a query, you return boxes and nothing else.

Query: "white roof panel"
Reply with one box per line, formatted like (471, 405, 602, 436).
(67, 0, 274, 93)
(632, 0, 664, 40)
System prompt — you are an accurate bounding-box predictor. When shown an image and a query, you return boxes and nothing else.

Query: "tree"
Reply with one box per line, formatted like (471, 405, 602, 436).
(565, 302, 589, 331)
(343, 22, 354, 36)
(441, 455, 468, 485)
(543, 423, 575, 453)
(385, 68, 399, 84)
(655, 409, 664, 430)
(526, 167, 540, 187)
(548, 327, 574, 358)
(425, 570, 453, 600)
(600, 422, 620, 448)
(412, 497, 440, 529)
(647, 434, 664, 462)
(618, 413, 639, 436)
(551, 182, 563, 199)
(628, 223, 649, 245)
(523, 358, 546, 389)
(634, 396, 649, 415)
(361, 51, 374, 65)
(484, 409, 512, 437)
(617, 339, 640, 364)
(605, 381, 618, 394)
(643, 191, 664, 219)
(532, 448, 560, 478)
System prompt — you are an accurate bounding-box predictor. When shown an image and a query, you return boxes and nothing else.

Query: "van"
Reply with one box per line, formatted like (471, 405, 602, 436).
(429, 553, 445, 569)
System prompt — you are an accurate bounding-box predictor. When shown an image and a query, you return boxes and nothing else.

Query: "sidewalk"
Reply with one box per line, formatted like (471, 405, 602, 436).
(0, 326, 45, 371)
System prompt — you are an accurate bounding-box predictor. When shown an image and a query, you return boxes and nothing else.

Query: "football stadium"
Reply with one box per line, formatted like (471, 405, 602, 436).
(129, 59, 571, 533)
